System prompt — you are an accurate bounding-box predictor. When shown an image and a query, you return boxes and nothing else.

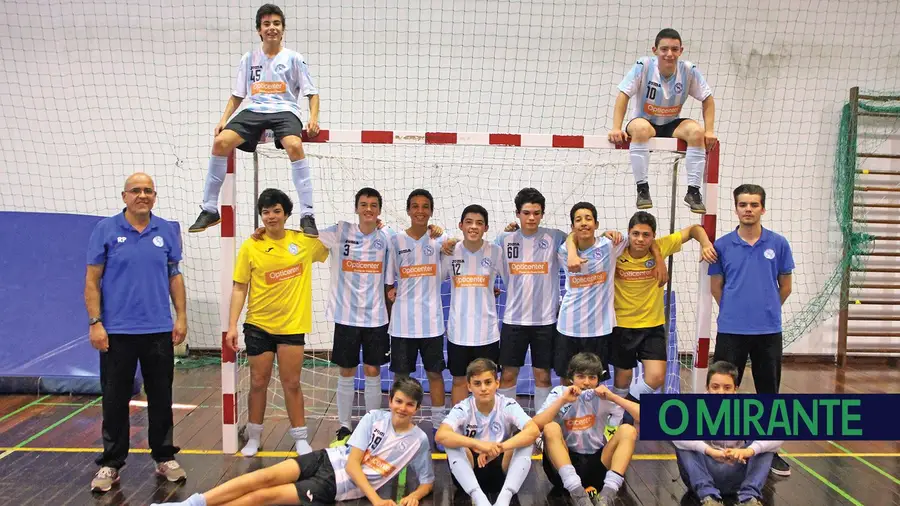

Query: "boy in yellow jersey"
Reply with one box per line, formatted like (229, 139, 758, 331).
(225, 188, 329, 456)
(608, 211, 716, 426)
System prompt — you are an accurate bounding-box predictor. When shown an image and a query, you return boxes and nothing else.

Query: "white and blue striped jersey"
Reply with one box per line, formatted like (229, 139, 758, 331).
(233, 48, 318, 121)
(318, 222, 395, 328)
(327, 410, 434, 502)
(556, 238, 627, 337)
(443, 394, 531, 443)
(494, 228, 568, 326)
(538, 387, 615, 454)
(617, 56, 712, 126)
(441, 241, 504, 346)
(385, 232, 447, 338)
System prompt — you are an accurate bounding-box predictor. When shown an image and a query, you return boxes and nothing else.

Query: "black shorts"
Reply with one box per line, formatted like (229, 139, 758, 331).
(498, 323, 554, 370)
(626, 117, 688, 139)
(225, 110, 304, 153)
(331, 323, 390, 369)
(609, 325, 668, 370)
(447, 341, 501, 378)
(293, 449, 337, 505)
(244, 323, 305, 357)
(542, 448, 608, 491)
(451, 452, 506, 495)
(389, 335, 446, 374)
(553, 332, 611, 381)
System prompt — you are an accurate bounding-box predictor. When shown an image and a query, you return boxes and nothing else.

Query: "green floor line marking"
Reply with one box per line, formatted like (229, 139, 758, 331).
(781, 453, 863, 506)
(0, 395, 50, 423)
(396, 467, 407, 501)
(0, 397, 103, 461)
(35, 402, 88, 407)
(828, 441, 900, 486)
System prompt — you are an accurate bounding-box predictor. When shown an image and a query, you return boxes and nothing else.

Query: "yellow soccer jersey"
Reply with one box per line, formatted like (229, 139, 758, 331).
(234, 230, 329, 335)
(614, 232, 682, 328)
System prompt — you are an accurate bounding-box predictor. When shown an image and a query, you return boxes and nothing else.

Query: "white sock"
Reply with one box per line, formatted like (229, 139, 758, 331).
(201, 155, 228, 212)
(364, 375, 382, 412)
(447, 447, 491, 506)
(291, 158, 314, 217)
(558, 464, 585, 493)
(151, 492, 206, 506)
(290, 426, 312, 455)
(629, 377, 656, 401)
(685, 146, 705, 188)
(498, 386, 517, 401)
(431, 405, 447, 428)
(336, 376, 355, 430)
(608, 387, 629, 426)
(495, 446, 532, 506)
(240, 422, 263, 457)
(534, 386, 551, 413)
(603, 470, 625, 492)
(629, 142, 650, 185)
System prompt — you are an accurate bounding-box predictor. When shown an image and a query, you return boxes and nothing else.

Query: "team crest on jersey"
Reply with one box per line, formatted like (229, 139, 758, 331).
(481, 258, 492, 268)
(538, 239, 550, 249)
(593, 249, 604, 259)
(275, 63, 286, 73)
(152, 236, 164, 247)
(764, 248, 776, 260)
(423, 245, 435, 256)
(289, 243, 300, 255)
(645, 259, 656, 268)
(117, 236, 126, 243)
(373, 239, 385, 250)
(674, 82, 683, 94)
(491, 421, 502, 433)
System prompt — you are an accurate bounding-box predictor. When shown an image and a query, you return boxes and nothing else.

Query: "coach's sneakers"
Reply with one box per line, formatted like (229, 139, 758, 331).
(330, 426, 352, 448)
(700, 497, 726, 506)
(636, 183, 653, 209)
(770, 453, 791, 476)
(189, 209, 222, 232)
(740, 499, 764, 506)
(156, 460, 187, 482)
(300, 215, 319, 237)
(90, 466, 120, 493)
(684, 187, 707, 214)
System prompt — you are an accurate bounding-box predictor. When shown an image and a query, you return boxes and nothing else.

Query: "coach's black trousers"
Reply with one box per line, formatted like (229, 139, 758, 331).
(96, 332, 179, 469)
(712, 332, 783, 394)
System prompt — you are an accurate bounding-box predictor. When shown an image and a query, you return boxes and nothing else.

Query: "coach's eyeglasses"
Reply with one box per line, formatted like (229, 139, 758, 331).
(125, 187, 157, 196)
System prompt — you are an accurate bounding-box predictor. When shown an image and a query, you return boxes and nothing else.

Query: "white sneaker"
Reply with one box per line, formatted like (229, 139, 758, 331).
(90, 466, 119, 492)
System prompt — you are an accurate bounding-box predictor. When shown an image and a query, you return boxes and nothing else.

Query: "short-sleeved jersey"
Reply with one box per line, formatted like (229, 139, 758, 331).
(233, 231, 329, 335)
(556, 237, 627, 338)
(385, 232, 447, 338)
(617, 56, 712, 126)
(440, 241, 505, 346)
(327, 410, 434, 502)
(494, 228, 569, 326)
(443, 394, 531, 443)
(233, 48, 318, 121)
(538, 387, 615, 454)
(319, 222, 395, 328)
(615, 232, 682, 328)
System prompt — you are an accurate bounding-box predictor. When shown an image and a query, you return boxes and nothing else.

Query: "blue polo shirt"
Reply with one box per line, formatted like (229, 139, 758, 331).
(708, 227, 794, 335)
(86, 211, 182, 335)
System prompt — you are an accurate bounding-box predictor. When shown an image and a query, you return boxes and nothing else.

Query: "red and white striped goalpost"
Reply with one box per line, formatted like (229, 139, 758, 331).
(219, 130, 719, 454)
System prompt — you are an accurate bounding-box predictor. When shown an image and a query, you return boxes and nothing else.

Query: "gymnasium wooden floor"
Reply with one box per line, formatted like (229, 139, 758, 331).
(1, 362, 898, 506)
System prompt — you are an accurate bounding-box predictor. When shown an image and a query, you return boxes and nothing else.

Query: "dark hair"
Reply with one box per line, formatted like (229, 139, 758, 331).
(655, 28, 682, 47)
(257, 188, 293, 216)
(514, 187, 546, 213)
(569, 202, 597, 226)
(389, 376, 424, 408)
(406, 189, 434, 211)
(466, 358, 499, 381)
(460, 204, 489, 225)
(733, 184, 766, 208)
(628, 211, 657, 234)
(256, 4, 285, 31)
(566, 352, 605, 380)
(706, 361, 739, 387)
(355, 187, 383, 209)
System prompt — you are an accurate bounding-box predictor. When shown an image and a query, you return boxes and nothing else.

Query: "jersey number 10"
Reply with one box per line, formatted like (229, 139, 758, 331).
(645, 86, 657, 100)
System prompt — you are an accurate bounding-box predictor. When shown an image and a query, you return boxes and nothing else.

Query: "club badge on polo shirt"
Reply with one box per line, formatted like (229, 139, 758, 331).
(764, 248, 775, 260)
(289, 243, 299, 255)
(153, 236, 165, 247)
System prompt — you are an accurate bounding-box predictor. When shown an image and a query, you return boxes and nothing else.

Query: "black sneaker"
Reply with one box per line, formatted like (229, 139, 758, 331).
(636, 183, 653, 209)
(300, 215, 319, 238)
(770, 453, 791, 476)
(684, 188, 707, 214)
(188, 209, 222, 232)
(330, 426, 352, 448)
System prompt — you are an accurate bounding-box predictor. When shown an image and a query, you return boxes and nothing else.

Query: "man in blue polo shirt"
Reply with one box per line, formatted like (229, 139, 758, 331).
(709, 184, 794, 478)
(84, 173, 188, 492)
